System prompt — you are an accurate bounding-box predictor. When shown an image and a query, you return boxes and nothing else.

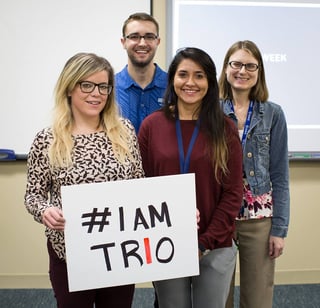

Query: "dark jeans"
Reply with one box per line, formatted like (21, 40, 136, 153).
(154, 294, 159, 307)
(47, 240, 134, 308)
(154, 283, 159, 307)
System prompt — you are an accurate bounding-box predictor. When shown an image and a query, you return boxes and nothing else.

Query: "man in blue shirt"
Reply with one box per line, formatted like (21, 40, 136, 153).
(115, 12, 167, 133)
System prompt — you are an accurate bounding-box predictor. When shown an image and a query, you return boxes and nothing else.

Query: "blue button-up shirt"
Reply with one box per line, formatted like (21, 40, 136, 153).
(115, 64, 167, 133)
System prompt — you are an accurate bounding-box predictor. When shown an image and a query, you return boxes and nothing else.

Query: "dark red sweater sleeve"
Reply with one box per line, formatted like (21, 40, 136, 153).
(198, 117, 243, 249)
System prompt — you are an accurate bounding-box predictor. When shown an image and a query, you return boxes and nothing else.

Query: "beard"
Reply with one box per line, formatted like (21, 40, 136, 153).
(128, 50, 155, 68)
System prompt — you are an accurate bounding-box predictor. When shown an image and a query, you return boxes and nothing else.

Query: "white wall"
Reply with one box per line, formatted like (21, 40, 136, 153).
(0, 0, 150, 155)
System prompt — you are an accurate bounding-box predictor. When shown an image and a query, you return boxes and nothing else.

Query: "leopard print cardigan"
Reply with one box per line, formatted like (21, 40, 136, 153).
(24, 119, 144, 260)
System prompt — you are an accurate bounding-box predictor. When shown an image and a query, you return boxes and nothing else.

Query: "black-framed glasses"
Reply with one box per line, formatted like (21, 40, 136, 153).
(125, 33, 158, 42)
(228, 61, 259, 72)
(78, 81, 112, 95)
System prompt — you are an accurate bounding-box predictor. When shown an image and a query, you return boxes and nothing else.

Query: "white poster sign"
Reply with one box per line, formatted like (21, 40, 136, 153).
(62, 173, 199, 292)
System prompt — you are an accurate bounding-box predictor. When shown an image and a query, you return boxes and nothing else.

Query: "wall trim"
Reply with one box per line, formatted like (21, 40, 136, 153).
(1, 270, 319, 289)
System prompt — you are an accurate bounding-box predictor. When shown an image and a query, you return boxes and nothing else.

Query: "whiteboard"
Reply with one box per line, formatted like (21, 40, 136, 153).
(167, 0, 320, 154)
(0, 0, 150, 155)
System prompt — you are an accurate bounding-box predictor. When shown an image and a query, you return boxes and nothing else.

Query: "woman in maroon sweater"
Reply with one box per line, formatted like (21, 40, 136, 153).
(138, 47, 243, 308)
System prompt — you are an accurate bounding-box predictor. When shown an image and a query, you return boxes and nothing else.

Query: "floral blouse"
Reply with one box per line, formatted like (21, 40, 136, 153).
(237, 178, 273, 220)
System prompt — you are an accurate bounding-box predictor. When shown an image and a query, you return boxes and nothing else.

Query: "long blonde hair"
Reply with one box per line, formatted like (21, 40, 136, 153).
(49, 52, 132, 167)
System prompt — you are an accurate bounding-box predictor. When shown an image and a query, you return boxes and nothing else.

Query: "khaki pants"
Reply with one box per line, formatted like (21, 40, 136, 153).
(226, 218, 275, 308)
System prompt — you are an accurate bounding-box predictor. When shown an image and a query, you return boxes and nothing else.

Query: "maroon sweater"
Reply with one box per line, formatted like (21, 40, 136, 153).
(138, 111, 243, 250)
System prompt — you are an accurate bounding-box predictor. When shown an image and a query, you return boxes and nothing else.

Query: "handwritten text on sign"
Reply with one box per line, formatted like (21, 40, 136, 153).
(62, 174, 199, 292)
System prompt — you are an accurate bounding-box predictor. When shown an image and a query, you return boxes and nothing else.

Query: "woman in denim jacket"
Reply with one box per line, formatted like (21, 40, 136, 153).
(219, 40, 290, 308)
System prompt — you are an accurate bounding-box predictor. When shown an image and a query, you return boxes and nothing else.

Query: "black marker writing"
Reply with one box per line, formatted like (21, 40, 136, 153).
(81, 207, 112, 233)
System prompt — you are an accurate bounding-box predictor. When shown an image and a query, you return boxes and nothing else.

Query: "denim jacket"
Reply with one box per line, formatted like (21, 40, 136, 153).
(222, 100, 290, 238)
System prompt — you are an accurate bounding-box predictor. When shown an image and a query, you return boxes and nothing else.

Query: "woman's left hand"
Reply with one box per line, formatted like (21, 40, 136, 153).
(269, 235, 285, 259)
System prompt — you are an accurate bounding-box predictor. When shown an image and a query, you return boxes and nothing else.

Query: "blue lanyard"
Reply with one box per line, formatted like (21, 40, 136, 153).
(175, 118, 200, 174)
(231, 100, 254, 148)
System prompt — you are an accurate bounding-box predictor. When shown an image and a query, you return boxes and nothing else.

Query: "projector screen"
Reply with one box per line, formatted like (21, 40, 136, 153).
(0, 0, 151, 156)
(168, 0, 320, 157)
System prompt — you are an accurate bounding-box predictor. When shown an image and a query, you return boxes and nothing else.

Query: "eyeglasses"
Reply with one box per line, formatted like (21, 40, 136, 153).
(78, 81, 112, 95)
(228, 61, 259, 72)
(125, 33, 158, 42)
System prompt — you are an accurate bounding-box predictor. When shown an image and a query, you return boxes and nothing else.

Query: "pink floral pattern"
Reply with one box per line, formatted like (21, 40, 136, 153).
(237, 178, 273, 220)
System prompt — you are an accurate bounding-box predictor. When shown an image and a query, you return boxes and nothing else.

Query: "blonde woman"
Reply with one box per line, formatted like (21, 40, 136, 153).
(25, 53, 144, 307)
